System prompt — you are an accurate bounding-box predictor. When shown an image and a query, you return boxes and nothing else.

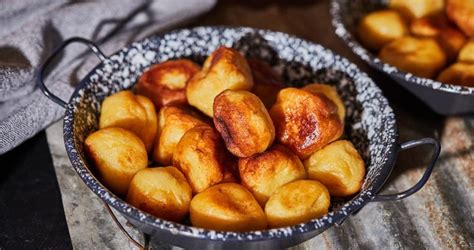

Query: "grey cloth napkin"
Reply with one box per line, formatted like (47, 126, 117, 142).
(0, 0, 216, 154)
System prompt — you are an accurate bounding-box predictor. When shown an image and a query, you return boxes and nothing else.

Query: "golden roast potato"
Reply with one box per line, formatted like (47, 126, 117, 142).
(126, 167, 192, 222)
(186, 46, 254, 117)
(446, 0, 474, 37)
(136, 59, 201, 109)
(213, 90, 275, 157)
(247, 58, 284, 109)
(304, 140, 365, 197)
(302, 83, 345, 125)
(84, 127, 148, 196)
(173, 125, 237, 193)
(379, 36, 447, 78)
(437, 63, 474, 87)
(152, 105, 207, 165)
(458, 39, 474, 63)
(357, 10, 408, 50)
(238, 144, 306, 206)
(269, 88, 343, 159)
(99, 90, 158, 152)
(389, 0, 444, 19)
(410, 14, 467, 60)
(265, 180, 330, 228)
(190, 183, 267, 231)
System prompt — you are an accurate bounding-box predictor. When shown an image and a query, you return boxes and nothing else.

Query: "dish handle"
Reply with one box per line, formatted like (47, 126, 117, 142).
(38, 37, 106, 108)
(371, 137, 441, 202)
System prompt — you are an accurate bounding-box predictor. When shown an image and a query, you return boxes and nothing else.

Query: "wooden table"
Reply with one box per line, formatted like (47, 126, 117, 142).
(45, 0, 473, 249)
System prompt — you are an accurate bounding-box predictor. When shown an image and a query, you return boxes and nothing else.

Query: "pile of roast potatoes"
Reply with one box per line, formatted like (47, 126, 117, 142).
(84, 46, 366, 231)
(358, 0, 474, 87)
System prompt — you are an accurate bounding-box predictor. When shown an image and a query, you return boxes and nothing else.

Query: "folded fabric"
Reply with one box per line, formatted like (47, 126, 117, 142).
(0, 0, 216, 154)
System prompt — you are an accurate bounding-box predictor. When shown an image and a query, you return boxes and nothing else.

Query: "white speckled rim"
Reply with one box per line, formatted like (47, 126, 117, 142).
(330, 0, 474, 96)
(61, 26, 399, 242)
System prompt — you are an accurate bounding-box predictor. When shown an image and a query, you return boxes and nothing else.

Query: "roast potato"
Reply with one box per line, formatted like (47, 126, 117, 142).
(213, 90, 275, 157)
(84, 127, 148, 196)
(186, 46, 254, 117)
(173, 125, 237, 193)
(126, 167, 192, 222)
(152, 105, 207, 165)
(99, 90, 158, 152)
(304, 140, 365, 197)
(265, 180, 330, 228)
(190, 183, 267, 231)
(458, 39, 474, 63)
(247, 58, 284, 109)
(410, 14, 467, 60)
(379, 36, 447, 78)
(437, 63, 474, 87)
(357, 10, 408, 50)
(136, 59, 201, 109)
(238, 144, 306, 206)
(389, 0, 444, 19)
(269, 88, 343, 159)
(302, 83, 345, 125)
(446, 0, 474, 37)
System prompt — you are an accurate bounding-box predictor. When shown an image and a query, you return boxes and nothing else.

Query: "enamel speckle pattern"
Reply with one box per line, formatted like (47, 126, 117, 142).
(62, 27, 397, 243)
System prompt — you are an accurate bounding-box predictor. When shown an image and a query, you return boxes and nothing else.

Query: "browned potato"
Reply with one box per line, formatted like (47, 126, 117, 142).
(126, 167, 192, 222)
(84, 127, 147, 196)
(186, 47, 254, 117)
(265, 180, 330, 228)
(410, 15, 467, 60)
(238, 144, 306, 206)
(190, 183, 267, 231)
(357, 10, 408, 50)
(437, 63, 474, 87)
(269, 88, 343, 159)
(136, 59, 201, 109)
(379, 36, 447, 78)
(173, 125, 237, 193)
(389, 0, 444, 19)
(458, 39, 474, 63)
(99, 90, 158, 152)
(213, 90, 275, 157)
(302, 83, 345, 125)
(304, 140, 365, 197)
(446, 0, 474, 37)
(152, 106, 207, 165)
(247, 58, 284, 109)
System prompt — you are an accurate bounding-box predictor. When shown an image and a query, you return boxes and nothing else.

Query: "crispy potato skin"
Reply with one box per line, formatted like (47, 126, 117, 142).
(213, 90, 275, 157)
(302, 83, 345, 126)
(173, 126, 237, 193)
(99, 90, 157, 152)
(357, 10, 408, 50)
(136, 59, 200, 109)
(238, 144, 306, 206)
(437, 63, 474, 87)
(379, 36, 447, 78)
(126, 167, 192, 222)
(247, 58, 284, 109)
(264, 180, 330, 228)
(186, 47, 254, 117)
(84, 127, 148, 196)
(389, 0, 444, 19)
(269, 88, 343, 159)
(458, 39, 474, 63)
(152, 106, 207, 165)
(410, 15, 467, 60)
(446, 0, 474, 37)
(190, 183, 267, 231)
(304, 140, 365, 197)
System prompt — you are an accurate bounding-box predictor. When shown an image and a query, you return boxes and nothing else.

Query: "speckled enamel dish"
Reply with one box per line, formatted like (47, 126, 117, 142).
(330, 0, 474, 115)
(39, 26, 440, 249)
